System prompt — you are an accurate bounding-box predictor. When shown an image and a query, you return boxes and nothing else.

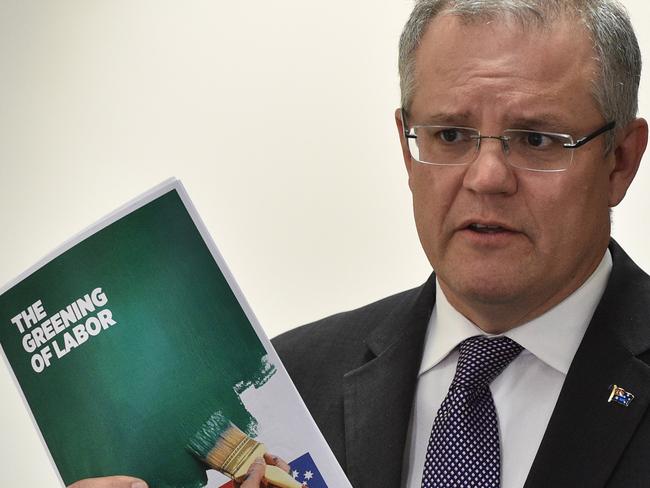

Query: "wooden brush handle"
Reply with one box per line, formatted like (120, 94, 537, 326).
(264, 465, 304, 488)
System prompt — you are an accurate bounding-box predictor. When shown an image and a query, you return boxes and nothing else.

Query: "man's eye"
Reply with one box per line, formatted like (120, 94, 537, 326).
(524, 132, 553, 148)
(438, 128, 462, 143)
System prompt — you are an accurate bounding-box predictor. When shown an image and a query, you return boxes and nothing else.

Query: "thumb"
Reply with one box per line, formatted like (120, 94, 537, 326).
(68, 475, 148, 488)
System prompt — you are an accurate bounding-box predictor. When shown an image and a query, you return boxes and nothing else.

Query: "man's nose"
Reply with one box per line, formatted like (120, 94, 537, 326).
(462, 137, 517, 195)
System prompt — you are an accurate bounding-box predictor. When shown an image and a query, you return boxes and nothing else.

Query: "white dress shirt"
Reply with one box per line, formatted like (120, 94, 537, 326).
(402, 250, 612, 488)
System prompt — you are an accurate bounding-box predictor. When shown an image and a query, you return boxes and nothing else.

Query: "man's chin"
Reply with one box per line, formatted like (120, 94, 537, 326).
(438, 270, 534, 308)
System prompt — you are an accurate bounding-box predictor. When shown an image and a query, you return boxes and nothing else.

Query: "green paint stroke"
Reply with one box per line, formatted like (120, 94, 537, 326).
(0, 190, 277, 487)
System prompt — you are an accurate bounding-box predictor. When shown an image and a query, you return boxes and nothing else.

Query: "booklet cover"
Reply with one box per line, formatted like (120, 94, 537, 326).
(0, 179, 351, 488)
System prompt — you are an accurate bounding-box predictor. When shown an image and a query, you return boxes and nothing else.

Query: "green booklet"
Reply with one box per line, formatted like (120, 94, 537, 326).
(0, 179, 350, 488)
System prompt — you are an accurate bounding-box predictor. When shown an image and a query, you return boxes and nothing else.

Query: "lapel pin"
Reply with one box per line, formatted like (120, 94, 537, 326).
(608, 384, 635, 407)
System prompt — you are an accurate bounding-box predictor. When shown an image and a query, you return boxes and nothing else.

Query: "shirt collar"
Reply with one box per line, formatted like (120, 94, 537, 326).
(419, 249, 612, 376)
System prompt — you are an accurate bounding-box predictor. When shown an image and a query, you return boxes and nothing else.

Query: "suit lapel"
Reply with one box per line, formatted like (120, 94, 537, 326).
(342, 275, 435, 488)
(524, 242, 650, 487)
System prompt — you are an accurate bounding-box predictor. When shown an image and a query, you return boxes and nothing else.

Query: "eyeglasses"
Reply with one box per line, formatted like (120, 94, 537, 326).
(402, 110, 616, 172)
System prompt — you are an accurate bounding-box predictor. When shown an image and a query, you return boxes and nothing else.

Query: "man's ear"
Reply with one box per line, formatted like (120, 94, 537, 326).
(609, 117, 648, 207)
(395, 108, 414, 189)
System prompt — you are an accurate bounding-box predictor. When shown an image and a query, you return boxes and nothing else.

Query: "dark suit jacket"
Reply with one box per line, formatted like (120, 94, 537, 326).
(273, 241, 650, 487)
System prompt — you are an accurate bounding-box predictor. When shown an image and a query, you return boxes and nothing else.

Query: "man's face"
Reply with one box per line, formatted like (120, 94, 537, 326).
(397, 16, 628, 330)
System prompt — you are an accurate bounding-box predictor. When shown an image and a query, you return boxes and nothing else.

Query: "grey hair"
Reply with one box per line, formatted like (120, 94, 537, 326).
(398, 0, 641, 135)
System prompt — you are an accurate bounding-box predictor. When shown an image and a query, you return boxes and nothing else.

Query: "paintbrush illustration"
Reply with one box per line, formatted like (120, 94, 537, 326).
(188, 411, 304, 488)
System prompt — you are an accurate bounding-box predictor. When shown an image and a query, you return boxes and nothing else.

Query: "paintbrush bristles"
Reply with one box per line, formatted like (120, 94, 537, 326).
(188, 411, 232, 458)
(188, 411, 262, 476)
(188, 411, 242, 458)
(188, 412, 303, 488)
(207, 432, 260, 476)
(205, 425, 248, 469)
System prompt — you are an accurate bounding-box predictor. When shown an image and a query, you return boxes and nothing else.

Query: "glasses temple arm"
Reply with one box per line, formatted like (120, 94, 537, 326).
(400, 108, 414, 138)
(564, 121, 616, 148)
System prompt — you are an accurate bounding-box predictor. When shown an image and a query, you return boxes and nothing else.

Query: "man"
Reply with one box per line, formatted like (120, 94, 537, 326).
(275, 0, 649, 487)
(73, 0, 649, 487)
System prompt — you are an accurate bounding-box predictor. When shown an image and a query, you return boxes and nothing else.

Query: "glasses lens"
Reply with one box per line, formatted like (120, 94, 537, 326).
(504, 129, 573, 171)
(408, 126, 478, 166)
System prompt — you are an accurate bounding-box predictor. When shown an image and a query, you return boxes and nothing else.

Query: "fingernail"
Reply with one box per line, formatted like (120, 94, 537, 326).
(131, 482, 147, 488)
(272, 455, 279, 462)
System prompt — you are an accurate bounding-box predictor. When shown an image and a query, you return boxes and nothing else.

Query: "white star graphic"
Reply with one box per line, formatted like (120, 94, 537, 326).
(304, 470, 314, 480)
(292, 469, 299, 479)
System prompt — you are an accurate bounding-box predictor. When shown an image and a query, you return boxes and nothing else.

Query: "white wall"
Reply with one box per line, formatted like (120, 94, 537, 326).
(1, 1, 648, 485)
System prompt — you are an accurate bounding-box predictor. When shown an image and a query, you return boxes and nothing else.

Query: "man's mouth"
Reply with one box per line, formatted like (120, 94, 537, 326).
(467, 223, 509, 234)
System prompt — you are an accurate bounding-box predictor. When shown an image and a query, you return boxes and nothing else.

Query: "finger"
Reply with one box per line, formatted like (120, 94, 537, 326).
(263, 453, 291, 474)
(239, 457, 266, 488)
(68, 476, 148, 488)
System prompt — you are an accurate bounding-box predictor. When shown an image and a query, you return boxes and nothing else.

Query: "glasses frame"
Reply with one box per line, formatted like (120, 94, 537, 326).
(401, 109, 616, 172)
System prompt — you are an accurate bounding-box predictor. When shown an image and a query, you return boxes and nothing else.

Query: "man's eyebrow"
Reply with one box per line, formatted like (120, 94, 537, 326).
(416, 112, 473, 125)
(506, 114, 572, 132)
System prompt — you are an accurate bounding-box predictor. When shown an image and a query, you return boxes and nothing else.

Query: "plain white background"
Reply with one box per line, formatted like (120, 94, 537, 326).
(1, 1, 648, 486)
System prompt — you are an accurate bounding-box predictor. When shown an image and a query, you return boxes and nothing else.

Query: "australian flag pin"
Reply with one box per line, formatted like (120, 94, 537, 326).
(608, 384, 635, 407)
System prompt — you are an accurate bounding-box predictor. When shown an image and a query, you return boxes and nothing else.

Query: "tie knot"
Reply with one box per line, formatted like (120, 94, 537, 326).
(451, 336, 523, 390)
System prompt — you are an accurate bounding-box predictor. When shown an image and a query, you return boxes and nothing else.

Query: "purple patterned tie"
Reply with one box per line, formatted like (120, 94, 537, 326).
(421, 336, 523, 488)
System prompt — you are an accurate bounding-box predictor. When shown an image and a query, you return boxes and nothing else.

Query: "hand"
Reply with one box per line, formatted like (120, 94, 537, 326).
(67, 476, 148, 488)
(237, 453, 292, 488)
